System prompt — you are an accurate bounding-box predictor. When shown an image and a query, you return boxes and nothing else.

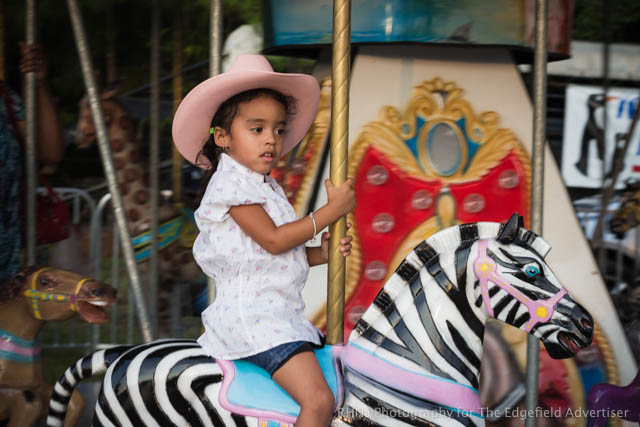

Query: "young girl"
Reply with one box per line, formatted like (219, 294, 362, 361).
(172, 54, 355, 426)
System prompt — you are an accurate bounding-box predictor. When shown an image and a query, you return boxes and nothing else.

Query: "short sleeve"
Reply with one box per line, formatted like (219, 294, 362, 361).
(197, 171, 268, 222)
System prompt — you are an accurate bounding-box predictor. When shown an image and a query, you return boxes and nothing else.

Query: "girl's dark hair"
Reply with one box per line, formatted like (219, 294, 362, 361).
(195, 88, 295, 182)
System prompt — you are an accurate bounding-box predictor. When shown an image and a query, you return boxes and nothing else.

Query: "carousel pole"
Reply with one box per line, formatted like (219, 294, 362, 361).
(209, 0, 222, 78)
(326, 0, 351, 345)
(66, 0, 153, 342)
(0, 0, 5, 81)
(525, 0, 548, 424)
(149, 0, 161, 336)
(24, 0, 37, 265)
(172, 0, 183, 206)
(207, 0, 222, 305)
(171, 0, 185, 330)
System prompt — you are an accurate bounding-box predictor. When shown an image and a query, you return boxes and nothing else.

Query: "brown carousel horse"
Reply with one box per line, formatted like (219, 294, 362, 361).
(0, 266, 116, 427)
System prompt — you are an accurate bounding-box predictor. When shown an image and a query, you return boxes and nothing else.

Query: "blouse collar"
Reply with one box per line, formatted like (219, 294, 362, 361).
(218, 153, 267, 183)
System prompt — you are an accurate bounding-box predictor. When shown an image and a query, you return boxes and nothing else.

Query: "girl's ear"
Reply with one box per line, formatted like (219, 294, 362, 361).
(213, 127, 228, 148)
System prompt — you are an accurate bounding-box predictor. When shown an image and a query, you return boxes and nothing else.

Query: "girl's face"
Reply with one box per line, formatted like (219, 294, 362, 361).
(216, 95, 287, 175)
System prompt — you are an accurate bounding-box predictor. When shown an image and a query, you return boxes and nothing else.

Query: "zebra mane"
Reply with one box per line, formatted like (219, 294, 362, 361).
(400, 220, 550, 279)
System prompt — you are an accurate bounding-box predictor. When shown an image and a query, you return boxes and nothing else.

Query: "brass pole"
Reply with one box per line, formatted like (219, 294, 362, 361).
(326, 0, 351, 345)
(525, 0, 548, 424)
(24, 0, 36, 265)
(149, 0, 161, 337)
(210, 0, 222, 77)
(207, 0, 222, 305)
(172, 0, 183, 205)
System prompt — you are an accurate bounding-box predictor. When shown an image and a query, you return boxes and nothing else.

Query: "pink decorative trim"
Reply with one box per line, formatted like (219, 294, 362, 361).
(474, 239, 567, 332)
(217, 358, 298, 424)
(343, 344, 482, 415)
(0, 339, 40, 357)
(333, 346, 345, 410)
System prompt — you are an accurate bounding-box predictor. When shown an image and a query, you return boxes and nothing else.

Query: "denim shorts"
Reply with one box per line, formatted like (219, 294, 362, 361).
(242, 340, 317, 376)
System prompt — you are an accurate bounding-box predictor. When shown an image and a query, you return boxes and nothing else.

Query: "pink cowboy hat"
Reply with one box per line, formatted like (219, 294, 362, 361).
(172, 54, 320, 168)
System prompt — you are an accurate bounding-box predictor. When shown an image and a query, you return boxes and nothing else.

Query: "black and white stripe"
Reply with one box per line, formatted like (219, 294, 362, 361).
(343, 220, 583, 427)
(48, 218, 590, 427)
(47, 344, 132, 427)
(47, 339, 253, 427)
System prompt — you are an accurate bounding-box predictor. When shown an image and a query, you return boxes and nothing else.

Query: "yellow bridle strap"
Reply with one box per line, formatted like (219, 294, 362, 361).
(26, 267, 53, 320)
(22, 268, 91, 319)
(69, 278, 90, 311)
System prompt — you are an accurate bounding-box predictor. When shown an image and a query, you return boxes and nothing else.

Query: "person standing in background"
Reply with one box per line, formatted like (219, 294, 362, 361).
(0, 42, 63, 280)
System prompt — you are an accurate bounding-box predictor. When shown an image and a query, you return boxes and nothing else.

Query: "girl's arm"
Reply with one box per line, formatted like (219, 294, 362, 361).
(230, 179, 355, 255)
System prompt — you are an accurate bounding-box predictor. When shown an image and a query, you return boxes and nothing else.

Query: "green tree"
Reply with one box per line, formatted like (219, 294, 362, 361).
(573, 0, 640, 43)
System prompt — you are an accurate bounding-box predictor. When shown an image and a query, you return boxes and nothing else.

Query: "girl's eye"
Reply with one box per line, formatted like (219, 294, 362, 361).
(275, 128, 286, 135)
(251, 127, 263, 133)
(523, 263, 540, 278)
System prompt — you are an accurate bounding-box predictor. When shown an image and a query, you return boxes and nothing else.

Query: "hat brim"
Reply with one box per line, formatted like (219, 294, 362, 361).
(172, 70, 320, 169)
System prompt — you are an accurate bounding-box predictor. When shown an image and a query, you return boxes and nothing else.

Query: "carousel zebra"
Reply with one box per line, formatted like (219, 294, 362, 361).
(47, 214, 593, 427)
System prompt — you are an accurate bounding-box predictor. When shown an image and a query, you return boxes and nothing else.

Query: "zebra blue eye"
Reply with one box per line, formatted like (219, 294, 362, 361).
(524, 265, 540, 277)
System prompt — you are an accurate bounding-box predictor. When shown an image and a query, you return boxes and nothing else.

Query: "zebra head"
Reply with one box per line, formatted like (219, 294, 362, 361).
(473, 214, 593, 359)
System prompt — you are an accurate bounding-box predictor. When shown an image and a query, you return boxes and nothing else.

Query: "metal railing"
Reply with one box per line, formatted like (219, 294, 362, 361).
(38, 187, 97, 349)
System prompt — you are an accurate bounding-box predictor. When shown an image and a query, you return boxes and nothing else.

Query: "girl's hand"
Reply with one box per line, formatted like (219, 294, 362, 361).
(19, 42, 48, 81)
(320, 223, 353, 262)
(325, 179, 356, 218)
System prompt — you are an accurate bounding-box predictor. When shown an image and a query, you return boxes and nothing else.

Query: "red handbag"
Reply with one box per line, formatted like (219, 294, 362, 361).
(1, 81, 70, 245)
(33, 174, 71, 244)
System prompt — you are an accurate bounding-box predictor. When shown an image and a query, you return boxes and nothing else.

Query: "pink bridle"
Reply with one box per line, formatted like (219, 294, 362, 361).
(473, 239, 567, 333)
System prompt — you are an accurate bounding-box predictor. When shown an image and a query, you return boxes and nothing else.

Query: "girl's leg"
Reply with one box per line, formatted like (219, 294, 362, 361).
(272, 351, 334, 427)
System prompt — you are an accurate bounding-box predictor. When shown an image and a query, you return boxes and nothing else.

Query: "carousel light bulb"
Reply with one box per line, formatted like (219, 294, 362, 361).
(463, 193, 485, 213)
(366, 165, 389, 186)
(372, 213, 395, 233)
(364, 260, 387, 281)
(411, 190, 433, 210)
(498, 169, 519, 189)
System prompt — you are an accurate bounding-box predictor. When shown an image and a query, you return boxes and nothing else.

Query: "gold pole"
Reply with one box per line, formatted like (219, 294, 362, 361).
(326, 0, 351, 345)
(525, 0, 548, 424)
(172, 0, 183, 204)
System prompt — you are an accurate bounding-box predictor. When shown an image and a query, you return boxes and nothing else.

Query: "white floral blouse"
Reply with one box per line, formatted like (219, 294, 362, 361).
(194, 153, 321, 359)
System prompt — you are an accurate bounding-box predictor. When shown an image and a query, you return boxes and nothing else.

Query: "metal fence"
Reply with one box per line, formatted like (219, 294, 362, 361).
(38, 186, 199, 351)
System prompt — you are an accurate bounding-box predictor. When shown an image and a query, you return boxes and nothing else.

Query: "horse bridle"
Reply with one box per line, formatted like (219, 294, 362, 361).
(22, 267, 91, 320)
(473, 239, 567, 332)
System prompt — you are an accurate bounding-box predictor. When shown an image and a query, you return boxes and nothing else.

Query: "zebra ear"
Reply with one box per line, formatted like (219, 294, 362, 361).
(498, 213, 519, 243)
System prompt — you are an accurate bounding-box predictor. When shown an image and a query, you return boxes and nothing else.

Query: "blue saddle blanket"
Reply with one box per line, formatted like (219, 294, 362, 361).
(217, 346, 342, 422)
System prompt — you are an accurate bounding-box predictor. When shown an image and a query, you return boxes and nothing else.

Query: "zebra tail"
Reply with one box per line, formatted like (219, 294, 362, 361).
(46, 344, 132, 427)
